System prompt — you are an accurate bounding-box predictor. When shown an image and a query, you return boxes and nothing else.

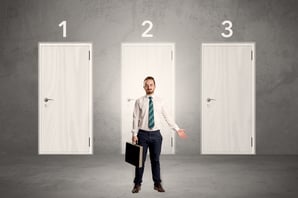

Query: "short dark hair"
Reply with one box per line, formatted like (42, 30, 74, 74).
(144, 76, 156, 85)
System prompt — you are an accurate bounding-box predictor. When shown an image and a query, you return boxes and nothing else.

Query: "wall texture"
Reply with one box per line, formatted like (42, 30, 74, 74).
(0, 0, 298, 155)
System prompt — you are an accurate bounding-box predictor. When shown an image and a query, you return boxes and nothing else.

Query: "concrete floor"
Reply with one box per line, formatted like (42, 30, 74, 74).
(0, 155, 298, 198)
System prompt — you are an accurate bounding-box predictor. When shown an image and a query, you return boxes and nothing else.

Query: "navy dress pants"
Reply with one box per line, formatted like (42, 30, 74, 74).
(134, 130, 163, 185)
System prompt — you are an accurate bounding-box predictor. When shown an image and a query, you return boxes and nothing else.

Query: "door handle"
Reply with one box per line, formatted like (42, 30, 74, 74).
(44, 98, 54, 102)
(207, 98, 216, 102)
(127, 98, 135, 102)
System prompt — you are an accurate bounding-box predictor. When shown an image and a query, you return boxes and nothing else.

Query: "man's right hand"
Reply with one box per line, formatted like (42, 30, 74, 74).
(132, 136, 138, 144)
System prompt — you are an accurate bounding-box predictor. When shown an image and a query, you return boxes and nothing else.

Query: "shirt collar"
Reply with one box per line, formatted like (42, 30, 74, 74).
(145, 94, 154, 99)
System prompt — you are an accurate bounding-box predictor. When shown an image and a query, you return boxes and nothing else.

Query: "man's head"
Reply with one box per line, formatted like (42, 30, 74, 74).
(143, 76, 156, 95)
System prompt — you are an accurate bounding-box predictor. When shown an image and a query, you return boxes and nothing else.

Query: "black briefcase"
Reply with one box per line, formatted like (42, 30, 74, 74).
(125, 142, 143, 168)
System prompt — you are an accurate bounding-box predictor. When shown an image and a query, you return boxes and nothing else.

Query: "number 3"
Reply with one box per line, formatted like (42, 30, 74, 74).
(221, 20, 233, 38)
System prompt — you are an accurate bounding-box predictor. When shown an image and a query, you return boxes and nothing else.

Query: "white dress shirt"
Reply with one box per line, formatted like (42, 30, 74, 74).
(132, 95, 179, 136)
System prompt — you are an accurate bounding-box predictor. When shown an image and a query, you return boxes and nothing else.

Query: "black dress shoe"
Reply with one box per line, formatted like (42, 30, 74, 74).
(132, 184, 141, 193)
(154, 183, 165, 192)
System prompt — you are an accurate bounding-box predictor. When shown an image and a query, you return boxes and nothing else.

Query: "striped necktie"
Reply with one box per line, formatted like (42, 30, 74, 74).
(148, 96, 155, 129)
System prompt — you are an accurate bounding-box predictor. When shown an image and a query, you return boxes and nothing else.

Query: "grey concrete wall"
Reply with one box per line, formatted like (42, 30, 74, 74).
(0, 0, 298, 155)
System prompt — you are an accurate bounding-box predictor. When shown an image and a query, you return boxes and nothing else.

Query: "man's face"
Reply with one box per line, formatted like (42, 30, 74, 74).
(143, 79, 155, 95)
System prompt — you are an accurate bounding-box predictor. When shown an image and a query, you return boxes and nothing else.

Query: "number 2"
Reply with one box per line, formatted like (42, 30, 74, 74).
(59, 20, 67, 38)
(142, 20, 153, 37)
(221, 20, 233, 38)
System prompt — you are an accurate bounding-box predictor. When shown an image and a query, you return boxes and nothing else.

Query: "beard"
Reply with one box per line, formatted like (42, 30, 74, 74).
(146, 89, 154, 95)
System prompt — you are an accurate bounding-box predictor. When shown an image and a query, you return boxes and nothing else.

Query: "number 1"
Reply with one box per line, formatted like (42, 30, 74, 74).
(59, 20, 67, 38)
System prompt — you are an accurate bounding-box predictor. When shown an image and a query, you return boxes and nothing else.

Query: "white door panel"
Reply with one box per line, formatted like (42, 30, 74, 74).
(121, 43, 175, 154)
(201, 43, 255, 154)
(39, 43, 92, 154)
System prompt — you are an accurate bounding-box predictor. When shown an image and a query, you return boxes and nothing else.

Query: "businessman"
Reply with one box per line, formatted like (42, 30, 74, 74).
(131, 76, 187, 193)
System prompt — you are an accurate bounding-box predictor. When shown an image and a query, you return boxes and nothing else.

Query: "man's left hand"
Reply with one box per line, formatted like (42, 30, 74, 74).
(177, 129, 187, 139)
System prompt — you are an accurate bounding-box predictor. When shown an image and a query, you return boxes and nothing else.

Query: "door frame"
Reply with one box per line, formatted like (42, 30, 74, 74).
(121, 43, 176, 154)
(201, 42, 256, 155)
(38, 42, 93, 155)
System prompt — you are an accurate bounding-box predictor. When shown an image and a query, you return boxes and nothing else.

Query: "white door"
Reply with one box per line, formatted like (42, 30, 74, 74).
(39, 43, 93, 154)
(201, 43, 255, 154)
(121, 43, 175, 154)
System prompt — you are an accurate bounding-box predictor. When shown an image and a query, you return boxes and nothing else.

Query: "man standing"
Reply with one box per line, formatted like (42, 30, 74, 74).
(131, 76, 187, 193)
